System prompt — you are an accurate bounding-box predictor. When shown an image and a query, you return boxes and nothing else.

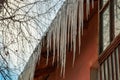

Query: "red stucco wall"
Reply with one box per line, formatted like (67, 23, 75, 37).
(48, 12, 98, 80)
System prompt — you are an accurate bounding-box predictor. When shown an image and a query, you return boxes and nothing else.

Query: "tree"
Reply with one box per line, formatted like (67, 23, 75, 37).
(0, 0, 64, 79)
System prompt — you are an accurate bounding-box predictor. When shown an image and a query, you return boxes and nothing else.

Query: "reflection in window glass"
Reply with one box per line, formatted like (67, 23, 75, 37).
(115, 0, 120, 36)
(102, 0, 108, 7)
(102, 6, 110, 50)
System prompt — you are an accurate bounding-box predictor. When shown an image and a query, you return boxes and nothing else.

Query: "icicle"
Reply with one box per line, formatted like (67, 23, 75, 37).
(63, 4, 67, 77)
(86, 0, 90, 19)
(62, 16, 65, 77)
(37, 43, 42, 65)
(29, 54, 36, 80)
(52, 22, 56, 65)
(92, 0, 94, 8)
(18, 40, 43, 80)
(81, 0, 84, 35)
(78, 0, 84, 54)
(72, 1, 78, 66)
(70, 1, 74, 51)
(19, 0, 96, 79)
(67, 25, 70, 50)
(56, 12, 61, 64)
(67, 1, 70, 49)
(59, 4, 68, 76)
(78, 0, 81, 54)
(59, 9, 63, 76)
(46, 32, 50, 65)
(49, 30, 52, 51)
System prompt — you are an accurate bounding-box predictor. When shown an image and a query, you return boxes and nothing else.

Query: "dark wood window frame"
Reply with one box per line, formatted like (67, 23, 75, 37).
(99, 0, 115, 54)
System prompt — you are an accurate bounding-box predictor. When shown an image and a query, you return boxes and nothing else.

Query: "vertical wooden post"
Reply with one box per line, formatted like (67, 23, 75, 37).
(110, 0, 115, 41)
(99, 0, 103, 54)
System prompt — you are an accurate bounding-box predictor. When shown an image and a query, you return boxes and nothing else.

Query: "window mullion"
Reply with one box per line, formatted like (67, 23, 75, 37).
(110, 0, 115, 41)
(99, 1, 109, 14)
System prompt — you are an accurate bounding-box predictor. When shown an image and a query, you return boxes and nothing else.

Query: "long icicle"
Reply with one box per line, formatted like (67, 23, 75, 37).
(92, 0, 94, 8)
(52, 21, 56, 65)
(70, 0, 73, 52)
(78, 0, 81, 54)
(61, 4, 67, 76)
(86, 0, 90, 19)
(57, 12, 61, 65)
(63, 3, 67, 77)
(46, 31, 50, 65)
(72, 0, 78, 66)
(60, 7, 64, 76)
(37, 43, 42, 65)
(81, 0, 84, 35)
(67, 0, 70, 50)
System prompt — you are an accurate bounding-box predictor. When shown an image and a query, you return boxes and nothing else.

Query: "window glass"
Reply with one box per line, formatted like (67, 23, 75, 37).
(103, 0, 109, 6)
(115, 0, 120, 36)
(102, 6, 110, 50)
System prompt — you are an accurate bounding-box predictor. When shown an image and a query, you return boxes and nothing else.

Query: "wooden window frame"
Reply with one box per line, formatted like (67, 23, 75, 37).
(99, 0, 115, 54)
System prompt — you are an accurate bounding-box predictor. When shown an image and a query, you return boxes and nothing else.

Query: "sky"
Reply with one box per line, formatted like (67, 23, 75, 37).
(0, 0, 64, 80)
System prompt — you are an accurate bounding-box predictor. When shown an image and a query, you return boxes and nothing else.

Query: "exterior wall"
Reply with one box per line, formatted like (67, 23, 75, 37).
(47, 13, 99, 80)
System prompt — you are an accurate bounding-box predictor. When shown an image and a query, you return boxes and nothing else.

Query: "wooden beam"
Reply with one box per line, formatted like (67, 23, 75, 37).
(99, 13, 103, 54)
(110, 0, 115, 41)
(98, 33, 120, 64)
(99, 0, 109, 53)
(99, 1, 109, 13)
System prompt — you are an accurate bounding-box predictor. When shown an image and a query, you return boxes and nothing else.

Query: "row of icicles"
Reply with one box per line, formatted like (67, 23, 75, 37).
(45, 0, 94, 77)
(19, 0, 95, 80)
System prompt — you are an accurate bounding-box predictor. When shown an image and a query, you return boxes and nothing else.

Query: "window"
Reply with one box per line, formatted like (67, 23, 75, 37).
(102, 6, 110, 50)
(99, 0, 111, 53)
(99, 0, 119, 54)
(102, 0, 109, 7)
(115, 0, 120, 36)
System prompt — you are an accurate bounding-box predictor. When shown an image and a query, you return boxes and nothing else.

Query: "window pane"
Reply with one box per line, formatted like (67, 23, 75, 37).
(102, 6, 110, 50)
(103, 0, 109, 6)
(115, 0, 120, 36)
(100, 0, 109, 8)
